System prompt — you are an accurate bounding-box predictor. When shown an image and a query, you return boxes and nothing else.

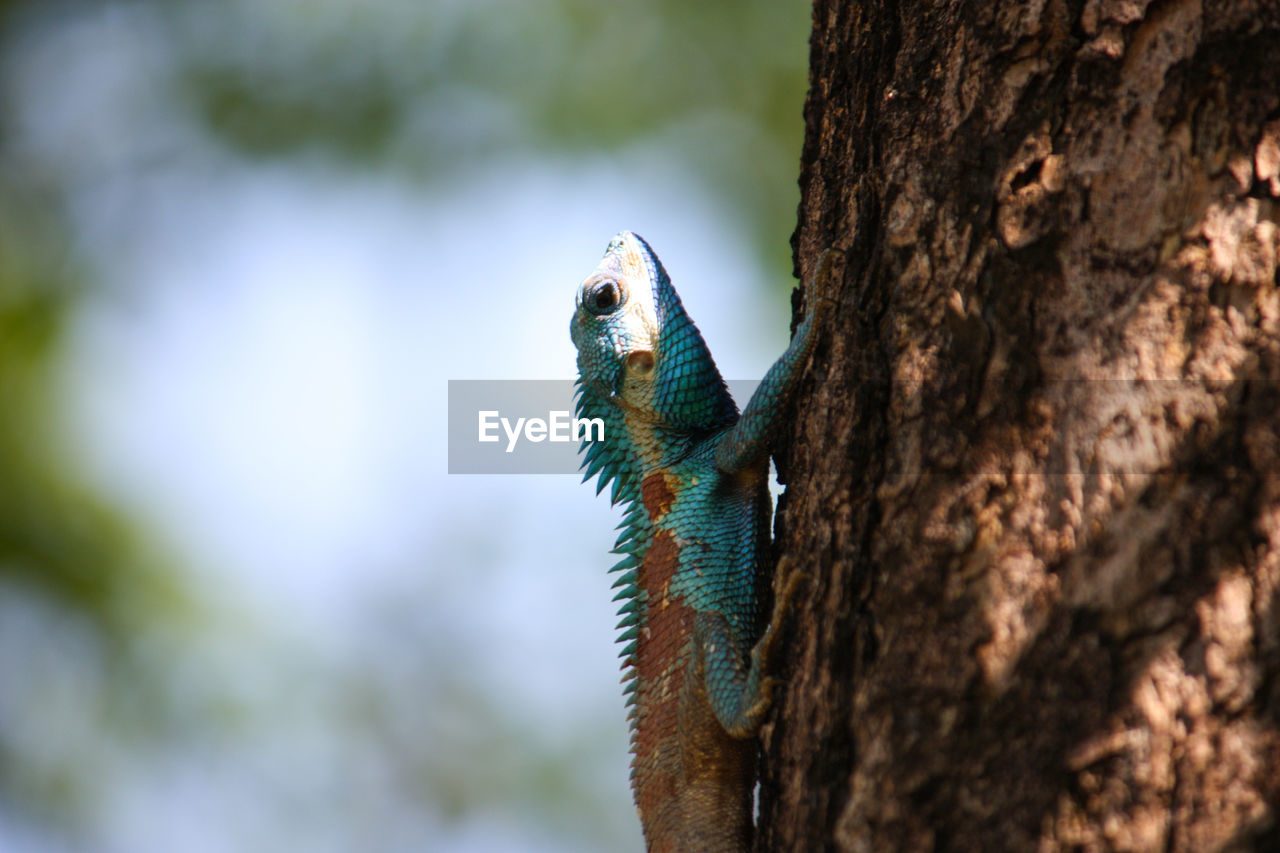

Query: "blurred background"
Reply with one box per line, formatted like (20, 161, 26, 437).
(0, 1, 810, 850)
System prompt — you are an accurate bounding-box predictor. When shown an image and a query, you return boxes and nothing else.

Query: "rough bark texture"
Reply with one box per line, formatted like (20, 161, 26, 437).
(760, 1, 1280, 850)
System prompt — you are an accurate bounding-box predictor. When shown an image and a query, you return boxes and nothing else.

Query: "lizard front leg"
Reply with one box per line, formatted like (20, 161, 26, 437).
(715, 249, 840, 474)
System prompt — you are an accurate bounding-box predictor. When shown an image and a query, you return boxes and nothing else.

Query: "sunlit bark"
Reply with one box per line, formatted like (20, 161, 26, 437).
(760, 2, 1280, 849)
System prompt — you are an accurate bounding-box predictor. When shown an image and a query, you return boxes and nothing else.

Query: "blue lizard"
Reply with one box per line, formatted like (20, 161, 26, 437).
(570, 231, 831, 852)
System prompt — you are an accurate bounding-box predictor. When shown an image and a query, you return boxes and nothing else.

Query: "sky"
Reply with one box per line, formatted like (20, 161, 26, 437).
(0, 2, 805, 850)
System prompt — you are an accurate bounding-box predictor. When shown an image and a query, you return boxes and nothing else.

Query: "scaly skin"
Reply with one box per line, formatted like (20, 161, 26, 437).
(570, 232, 829, 852)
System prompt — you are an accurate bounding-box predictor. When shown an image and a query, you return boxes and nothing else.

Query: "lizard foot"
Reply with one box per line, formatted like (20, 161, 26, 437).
(750, 554, 806, 672)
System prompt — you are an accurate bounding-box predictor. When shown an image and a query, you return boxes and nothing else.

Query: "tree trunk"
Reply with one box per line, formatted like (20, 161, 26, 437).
(760, 1, 1280, 850)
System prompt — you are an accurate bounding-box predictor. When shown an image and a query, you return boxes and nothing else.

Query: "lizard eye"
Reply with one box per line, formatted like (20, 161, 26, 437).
(583, 277, 624, 316)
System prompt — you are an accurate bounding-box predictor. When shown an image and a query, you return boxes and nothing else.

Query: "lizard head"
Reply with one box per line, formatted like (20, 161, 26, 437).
(571, 231, 736, 431)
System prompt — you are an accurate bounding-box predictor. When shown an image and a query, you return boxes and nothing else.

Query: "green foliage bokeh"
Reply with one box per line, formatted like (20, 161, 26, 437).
(0, 0, 809, 846)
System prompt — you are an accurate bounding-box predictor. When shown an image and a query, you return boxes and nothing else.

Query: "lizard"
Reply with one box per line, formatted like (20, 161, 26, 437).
(569, 231, 831, 852)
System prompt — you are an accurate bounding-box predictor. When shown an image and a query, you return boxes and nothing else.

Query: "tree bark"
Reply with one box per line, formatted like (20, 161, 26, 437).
(760, 1, 1280, 850)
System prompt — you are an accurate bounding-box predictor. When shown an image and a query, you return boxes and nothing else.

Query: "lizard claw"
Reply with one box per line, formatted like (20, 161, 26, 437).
(751, 555, 807, 671)
(723, 675, 786, 738)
